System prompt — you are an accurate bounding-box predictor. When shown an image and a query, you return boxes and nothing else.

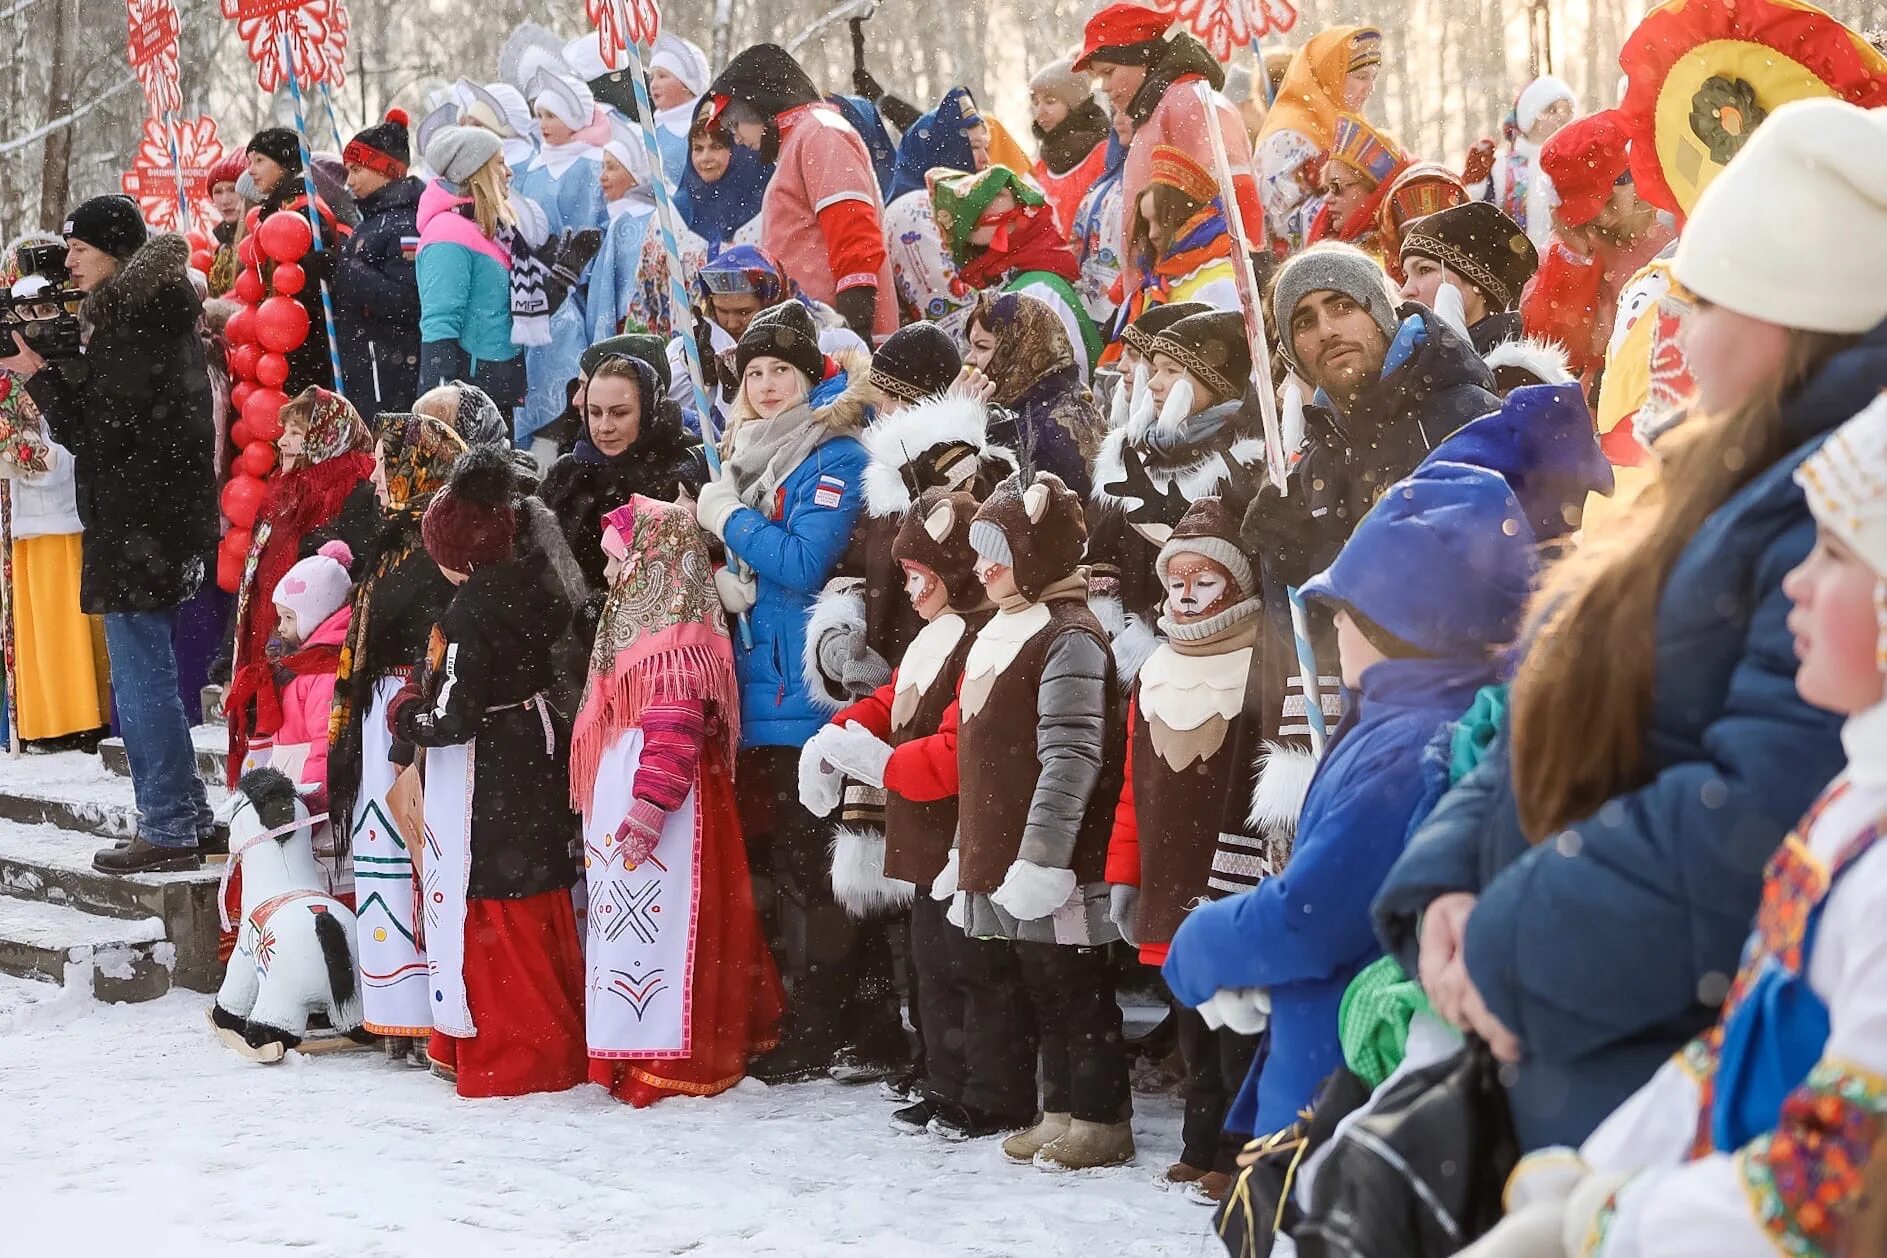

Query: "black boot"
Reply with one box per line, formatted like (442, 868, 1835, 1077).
(748, 1035, 835, 1085)
(890, 1097, 940, 1133)
(929, 1101, 1036, 1142)
(93, 836, 201, 874)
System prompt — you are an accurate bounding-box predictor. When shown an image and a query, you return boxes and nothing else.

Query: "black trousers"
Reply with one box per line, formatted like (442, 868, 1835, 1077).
(908, 893, 1037, 1116)
(1177, 1004, 1262, 1171)
(1013, 940, 1131, 1123)
(738, 747, 905, 1062)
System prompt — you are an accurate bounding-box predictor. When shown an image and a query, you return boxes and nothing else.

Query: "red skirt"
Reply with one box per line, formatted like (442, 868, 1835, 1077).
(590, 742, 786, 1106)
(429, 889, 588, 1098)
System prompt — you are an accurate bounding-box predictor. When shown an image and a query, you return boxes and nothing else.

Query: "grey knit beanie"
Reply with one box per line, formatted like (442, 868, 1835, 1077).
(1223, 63, 1255, 106)
(1271, 242, 1402, 376)
(425, 125, 505, 192)
(1030, 58, 1094, 112)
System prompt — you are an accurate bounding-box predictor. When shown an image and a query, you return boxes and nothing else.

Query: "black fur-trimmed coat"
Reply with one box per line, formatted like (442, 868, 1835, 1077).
(24, 233, 218, 613)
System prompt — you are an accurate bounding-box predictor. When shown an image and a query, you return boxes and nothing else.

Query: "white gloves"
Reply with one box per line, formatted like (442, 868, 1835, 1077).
(1108, 884, 1140, 948)
(945, 890, 967, 929)
(1198, 987, 1271, 1036)
(695, 476, 744, 541)
(797, 730, 844, 817)
(713, 565, 757, 615)
(990, 860, 1076, 922)
(819, 721, 894, 789)
(930, 849, 959, 900)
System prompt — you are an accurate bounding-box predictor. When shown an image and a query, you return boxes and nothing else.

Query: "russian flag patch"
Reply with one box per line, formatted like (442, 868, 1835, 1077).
(813, 475, 846, 509)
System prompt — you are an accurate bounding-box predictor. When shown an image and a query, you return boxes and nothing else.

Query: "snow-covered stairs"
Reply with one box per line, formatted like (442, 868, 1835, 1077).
(0, 729, 229, 1002)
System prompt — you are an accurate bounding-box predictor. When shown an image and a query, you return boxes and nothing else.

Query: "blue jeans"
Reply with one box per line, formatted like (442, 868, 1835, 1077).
(102, 610, 211, 849)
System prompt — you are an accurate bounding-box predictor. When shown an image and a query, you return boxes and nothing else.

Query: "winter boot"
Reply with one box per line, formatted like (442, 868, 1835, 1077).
(829, 1046, 902, 1085)
(1163, 1161, 1210, 1189)
(929, 1102, 1035, 1142)
(879, 1067, 925, 1102)
(1001, 1112, 1070, 1163)
(93, 835, 201, 874)
(1190, 1171, 1233, 1203)
(1037, 1119, 1136, 1170)
(748, 1036, 836, 1085)
(890, 1097, 940, 1134)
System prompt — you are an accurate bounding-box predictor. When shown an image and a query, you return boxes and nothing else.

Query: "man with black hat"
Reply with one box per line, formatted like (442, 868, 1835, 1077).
(1, 196, 218, 874)
(335, 109, 424, 413)
(248, 127, 354, 395)
(1397, 200, 1571, 394)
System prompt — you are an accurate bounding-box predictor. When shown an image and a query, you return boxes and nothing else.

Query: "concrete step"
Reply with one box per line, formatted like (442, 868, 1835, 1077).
(0, 892, 172, 1002)
(0, 821, 224, 994)
(0, 749, 227, 847)
(99, 725, 227, 787)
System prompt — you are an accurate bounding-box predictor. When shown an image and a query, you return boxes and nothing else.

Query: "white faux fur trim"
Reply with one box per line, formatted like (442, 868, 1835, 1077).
(1484, 336, 1574, 387)
(1090, 425, 1268, 518)
(1247, 742, 1320, 834)
(801, 577, 867, 714)
(1089, 592, 1126, 640)
(1112, 614, 1162, 691)
(828, 827, 916, 918)
(859, 391, 995, 519)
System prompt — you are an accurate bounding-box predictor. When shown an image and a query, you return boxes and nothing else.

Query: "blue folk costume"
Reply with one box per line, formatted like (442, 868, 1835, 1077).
(887, 87, 982, 204)
(1164, 386, 1613, 1139)
(586, 122, 708, 345)
(676, 142, 771, 258)
(826, 95, 899, 201)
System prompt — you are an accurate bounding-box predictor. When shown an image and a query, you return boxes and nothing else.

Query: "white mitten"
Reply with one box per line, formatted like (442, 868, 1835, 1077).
(1198, 988, 1271, 1036)
(820, 720, 893, 788)
(828, 827, 914, 917)
(713, 565, 758, 615)
(930, 849, 959, 900)
(1451, 1200, 1571, 1258)
(797, 730, 844, 817)
(990, 860, 1077, 921)
(695, 476, 744, 540)
(1505, 1149, 1591, 1211)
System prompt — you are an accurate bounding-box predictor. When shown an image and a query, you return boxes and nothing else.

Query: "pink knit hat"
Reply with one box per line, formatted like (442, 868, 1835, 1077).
(272, 541, 355, 633)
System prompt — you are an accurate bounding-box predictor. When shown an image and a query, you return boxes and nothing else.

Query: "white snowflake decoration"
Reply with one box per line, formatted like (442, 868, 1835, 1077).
(120, 114, 227, 232)
(125, 0, 182, 118)
(1150, 0, 1298, 62)
(221, 0, 350, 93)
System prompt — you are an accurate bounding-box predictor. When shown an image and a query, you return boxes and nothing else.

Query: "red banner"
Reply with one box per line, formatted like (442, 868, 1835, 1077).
(119, 115, 226, 232)
(125, 0, 182, 117)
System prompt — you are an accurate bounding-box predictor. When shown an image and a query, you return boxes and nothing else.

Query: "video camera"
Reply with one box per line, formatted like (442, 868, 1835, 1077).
(0, 242, 84, 360)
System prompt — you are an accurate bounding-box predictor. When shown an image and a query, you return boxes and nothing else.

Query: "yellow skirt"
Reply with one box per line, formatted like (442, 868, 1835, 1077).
(9, 533, 110, 740)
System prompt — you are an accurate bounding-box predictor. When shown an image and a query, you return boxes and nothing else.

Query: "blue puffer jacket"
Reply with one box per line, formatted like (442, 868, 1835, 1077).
(1372, 318, 1887, 1152)
(720, 364, 873, 749)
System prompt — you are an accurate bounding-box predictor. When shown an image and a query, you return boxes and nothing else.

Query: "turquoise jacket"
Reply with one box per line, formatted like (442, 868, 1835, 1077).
(415, 181, 519, 370)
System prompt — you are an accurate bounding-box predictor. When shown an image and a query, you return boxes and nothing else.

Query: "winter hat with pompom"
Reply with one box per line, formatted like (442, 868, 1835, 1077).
(422, 446, 517, 574)
(344, 108, 412, 179)
(273, 541, 356, 633)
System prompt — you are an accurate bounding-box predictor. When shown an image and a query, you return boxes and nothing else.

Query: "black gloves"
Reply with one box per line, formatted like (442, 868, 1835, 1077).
(1241, 477, 1321, 589)
(833, 286, 878, 342)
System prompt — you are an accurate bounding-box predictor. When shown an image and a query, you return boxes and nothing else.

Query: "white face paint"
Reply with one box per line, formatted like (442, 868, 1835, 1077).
(1164, 555, 1235, 623)
(902, 564, 949, 620)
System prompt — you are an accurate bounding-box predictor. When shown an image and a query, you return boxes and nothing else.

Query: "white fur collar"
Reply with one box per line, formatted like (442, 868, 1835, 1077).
(1483, 336, 1573, 387)
(1091, 424, 1268, 534)
(892, 613, 967, 727)
(861, 393, 1000, 518)
(1138, 644, 1253, 735)
(959, 602, 1053, 719)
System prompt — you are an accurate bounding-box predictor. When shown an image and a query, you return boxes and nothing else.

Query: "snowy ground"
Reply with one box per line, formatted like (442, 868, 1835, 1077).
(2, 982, 1220, 1257)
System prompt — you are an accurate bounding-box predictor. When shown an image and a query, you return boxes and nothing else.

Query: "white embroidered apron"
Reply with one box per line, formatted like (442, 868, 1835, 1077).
(583, 729, 702, 1059)
(349, 675, 431, 1036)
(419, 740, 477, 1038)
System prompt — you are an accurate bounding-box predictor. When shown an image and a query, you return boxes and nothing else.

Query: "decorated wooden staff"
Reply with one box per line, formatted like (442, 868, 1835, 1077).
(1195, 79, 1324, 753)
(1, 482, 17, 758)
(279, 33, 347, 393)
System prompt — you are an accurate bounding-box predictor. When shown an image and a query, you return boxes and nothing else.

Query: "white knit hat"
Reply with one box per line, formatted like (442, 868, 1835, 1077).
(1674, 99, 1887, 336)
(273, 541, 355, 637)
(1797, 394, 1887, 669)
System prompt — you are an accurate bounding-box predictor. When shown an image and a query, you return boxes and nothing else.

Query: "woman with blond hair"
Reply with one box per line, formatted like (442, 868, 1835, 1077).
(415, 126, 529, 429)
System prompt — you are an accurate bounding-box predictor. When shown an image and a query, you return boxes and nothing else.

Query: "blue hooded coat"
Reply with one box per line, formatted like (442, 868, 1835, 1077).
(887, 87, 980, 205)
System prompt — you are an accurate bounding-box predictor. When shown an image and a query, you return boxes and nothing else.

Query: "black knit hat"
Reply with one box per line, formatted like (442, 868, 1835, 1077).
(246, 127, 304, 174)
(62, 195, 148, 261)
(343, 108, 411, 179)
(893, 489, 985, 610)
(1119, 300, 1212, 361)
(870, 323, 962, 405)
(1399, 201, 1538, 312)
(1149, 310, 1252, 404)
(735, 300, 824, 387)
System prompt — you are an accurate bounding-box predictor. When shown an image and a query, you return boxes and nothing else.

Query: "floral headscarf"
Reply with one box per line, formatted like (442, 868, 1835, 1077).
(570, 497, 738, 803)
(300, 387, 371, 464)
(973, 290, 1075, 406)
(373, 412, 467, 519)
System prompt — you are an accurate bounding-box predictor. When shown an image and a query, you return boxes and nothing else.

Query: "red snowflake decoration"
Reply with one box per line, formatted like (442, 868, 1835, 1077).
(1150, 0, 1298, 62)
(585, 0, 661, 71)
(221, 0, 350, 93)
(125, 0, 182, 118)
(120, 115, 226, 232)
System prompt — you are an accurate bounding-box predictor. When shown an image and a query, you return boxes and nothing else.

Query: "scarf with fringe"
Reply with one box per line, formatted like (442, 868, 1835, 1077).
(570, 497, 740, 802)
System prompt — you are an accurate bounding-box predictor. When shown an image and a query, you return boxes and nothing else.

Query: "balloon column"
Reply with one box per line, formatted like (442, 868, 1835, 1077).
(213, 209, 316, 592)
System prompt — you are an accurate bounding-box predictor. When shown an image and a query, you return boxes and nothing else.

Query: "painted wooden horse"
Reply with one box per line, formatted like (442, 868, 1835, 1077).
(211, 768, 367, 1062)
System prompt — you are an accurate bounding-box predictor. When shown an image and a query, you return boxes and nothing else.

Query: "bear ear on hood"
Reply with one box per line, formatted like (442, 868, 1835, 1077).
(1023, 481, 1051, 523)
(924, 498, 956, 542)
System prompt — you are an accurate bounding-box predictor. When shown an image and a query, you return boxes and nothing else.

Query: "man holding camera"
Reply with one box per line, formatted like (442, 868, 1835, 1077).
(1, 195, 219, 874)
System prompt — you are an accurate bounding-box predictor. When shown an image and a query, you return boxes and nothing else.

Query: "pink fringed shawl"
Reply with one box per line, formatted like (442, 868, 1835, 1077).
(570, 496, 740, 804)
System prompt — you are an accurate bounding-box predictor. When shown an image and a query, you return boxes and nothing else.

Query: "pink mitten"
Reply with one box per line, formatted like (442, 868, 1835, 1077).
(614, 798, 667, 866)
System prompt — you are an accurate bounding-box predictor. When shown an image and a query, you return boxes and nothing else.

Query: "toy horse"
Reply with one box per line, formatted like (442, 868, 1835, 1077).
(211, 768, 368, 1062)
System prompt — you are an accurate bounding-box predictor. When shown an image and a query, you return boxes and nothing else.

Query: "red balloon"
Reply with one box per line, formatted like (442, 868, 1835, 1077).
(227, 342, 260, 381)
(186, 229, 212, 253)
(257, 213, 313, 265)
(254, 295, 310, 354)
(271, 262, 306, 296)
(216, 544, 244, 594)
(237, 235, 258, 269)
(220, 474, 267, 529)
(245, 206, 263, 229)
(232, 269, 265, 306)
(235, 439, 277, 479)
(255, 351, 289, 389)
(242, 386, 289, 443)
(225, 305, 256, 347)
(230, 419, 255, 450)
(189, 250, 215, 274)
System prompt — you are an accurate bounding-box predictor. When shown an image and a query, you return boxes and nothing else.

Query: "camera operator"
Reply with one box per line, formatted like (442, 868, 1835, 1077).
(0, 195, 219, 875)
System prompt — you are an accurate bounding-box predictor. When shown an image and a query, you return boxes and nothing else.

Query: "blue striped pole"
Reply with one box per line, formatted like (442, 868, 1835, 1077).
(315, 80, 347, 162)
(279, 33, 347, 394)
(163, 112, 191, 232)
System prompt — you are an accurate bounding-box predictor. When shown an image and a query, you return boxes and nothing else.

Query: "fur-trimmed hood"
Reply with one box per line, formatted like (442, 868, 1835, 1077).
(723, 345, 875, 439)
(1483, 335, 1574, 394)
(81, 232, 200, 338)
(859, 391, 1016, 518)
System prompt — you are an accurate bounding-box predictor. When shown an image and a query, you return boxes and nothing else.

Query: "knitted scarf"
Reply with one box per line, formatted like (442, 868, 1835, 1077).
(722, 397, 830, 511)
(225, 640, 344, 751)
(570, 498, 739, 800)
(455, 200, 553, 348)
(1120, 204, 1235, 331)
(956, 205, 1080, 291)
